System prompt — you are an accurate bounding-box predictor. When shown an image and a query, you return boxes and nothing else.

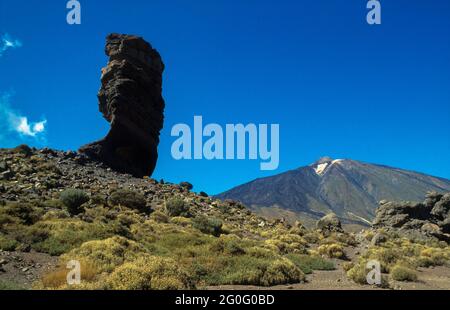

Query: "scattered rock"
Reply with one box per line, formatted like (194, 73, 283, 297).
(373, 192, 450, 242)
(180, 182, 193, 191)
(199, 191, 209, 198)
(370, 232, 388, 246)
(317, 213, 343, 233)
(0, 161, 8, 172)
(0, 170, 14, 180)
(421, 223, 442, 237)
(13, 144, 33, 157)
(431, 193, 450, 222)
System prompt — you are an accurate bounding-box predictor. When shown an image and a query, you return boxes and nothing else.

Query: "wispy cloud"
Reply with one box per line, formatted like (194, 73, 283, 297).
(0, 92, 48, 146)
(0, 33, 48, 147)
(0, 33, 22, 57)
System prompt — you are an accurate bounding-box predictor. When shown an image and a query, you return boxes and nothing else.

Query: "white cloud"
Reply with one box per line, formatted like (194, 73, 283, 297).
(0, 33, 22, 57)
(15, 117, 47, 137)
(0, 92, 48, 145)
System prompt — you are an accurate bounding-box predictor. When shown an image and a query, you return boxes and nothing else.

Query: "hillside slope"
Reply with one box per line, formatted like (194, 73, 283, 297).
(217, 157, 450, 226)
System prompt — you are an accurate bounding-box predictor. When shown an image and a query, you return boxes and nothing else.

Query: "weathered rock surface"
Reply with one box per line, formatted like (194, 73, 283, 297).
(79, 33, 165, 177)
(373, 192, 450, 242)
(317, 213, 343, 233)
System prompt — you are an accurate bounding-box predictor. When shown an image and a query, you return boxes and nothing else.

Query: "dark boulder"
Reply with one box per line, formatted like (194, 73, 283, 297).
(431, 193, 450, 220)
(424, 191, 443, 208)
(370, 232, 388, 246)
(317, 213, 343, 233)
(180, 182, 193, 191)
(373, 192, 450, 243)
(80, 33, 165, 178)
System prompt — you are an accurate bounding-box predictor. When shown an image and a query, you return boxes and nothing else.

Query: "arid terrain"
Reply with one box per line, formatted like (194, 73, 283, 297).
(1, 145, 449, 290)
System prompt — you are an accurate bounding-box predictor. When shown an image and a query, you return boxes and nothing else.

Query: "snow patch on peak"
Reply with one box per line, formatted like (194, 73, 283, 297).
(313, 159, 345, 175)
(314, 163, 329, 175)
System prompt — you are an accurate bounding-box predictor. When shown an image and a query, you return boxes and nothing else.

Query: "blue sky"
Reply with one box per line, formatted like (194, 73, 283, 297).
(0, 0, 449, 194)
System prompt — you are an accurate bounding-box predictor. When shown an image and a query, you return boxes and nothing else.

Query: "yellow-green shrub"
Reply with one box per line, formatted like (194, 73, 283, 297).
(285, 254, 335, 274)
(39, 261, 98, 289)
(0, 234, 18, 251)
(150, 211, 169, 223)
(265, 234, 308, 254)
(417, 248, 449, 267)
(346, 260, 369, 285)
(222, 257, 305, 286)
(61, 236, 147, 273)
(109, 189, 148, 213)
(346, 260, 389, 288)
(106, 255, 193, 290)
(170, 216, 192, 227)
(260, 258, 305, 286)
(390, 264, 417, 282)
(318, 243, 346, 259)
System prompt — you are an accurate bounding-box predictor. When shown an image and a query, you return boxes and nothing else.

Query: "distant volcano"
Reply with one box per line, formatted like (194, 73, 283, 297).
(216, 157, 450, 226)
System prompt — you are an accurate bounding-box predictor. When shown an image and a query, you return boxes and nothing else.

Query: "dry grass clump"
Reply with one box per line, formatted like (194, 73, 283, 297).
(390, 264, 418, 282)
(317, 243, 346, 259)
(39, 261, 98, 289)
(106, 255, 194, 290)
(60, 236, 147, 273)
(264, 234, 308, 254)
(109, 189, 148, 213)
(346, 234, 449, 286)
(345, 259, 390, 287)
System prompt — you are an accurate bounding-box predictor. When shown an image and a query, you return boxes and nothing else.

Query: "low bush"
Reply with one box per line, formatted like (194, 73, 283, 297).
(106, 255, 194, 290)
(192, 216, 222, 237)
(210, 236, 246, 256)
(41, 199, 65, 210)
(109, 189, 147, 213)
(285, 254, 335, 274)
(150, 211, 169, 223)
(417, 247, 448, 267)
(41, 210, 70, 221)
(40, 261, 98, 288)
(261, 258, 305, 286)
(346, 260, 389, 288)
(222, 256, 305, 286)
(390, 264, 418, 282)
(165, 198, 189, 217)
(346, 261, 368, 285)
(0, 202, 41, 225)
(317, 243, 346, 259)
(21, 220, 118, 256)
(60, 189, 89, 215)
(0, 234, 18, 251)
(247, 247, 278, 259)
(0, 280, 24, 290)
(61, 236, 147, 273)
(170, 216, 192, 227)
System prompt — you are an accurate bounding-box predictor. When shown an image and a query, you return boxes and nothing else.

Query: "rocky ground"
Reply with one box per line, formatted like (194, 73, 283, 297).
(0, 145, 449, 290)
(0, 250, 57, 289)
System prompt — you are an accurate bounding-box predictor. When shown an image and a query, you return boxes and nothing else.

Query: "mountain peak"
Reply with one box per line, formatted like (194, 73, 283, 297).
(314, 156, 333, 165)
(310, 157, 344, 176)
(217, 157, 450, 227)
